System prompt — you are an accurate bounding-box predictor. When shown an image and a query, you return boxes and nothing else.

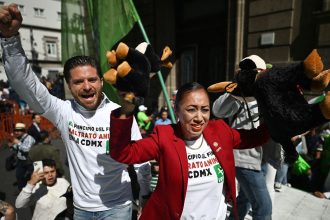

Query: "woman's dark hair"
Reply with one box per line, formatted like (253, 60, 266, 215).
(63, 55, 102, 83)
(175, 82, 209, 110)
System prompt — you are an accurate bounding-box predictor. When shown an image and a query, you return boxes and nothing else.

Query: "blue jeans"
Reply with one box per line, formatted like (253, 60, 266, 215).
(230, 167, 272, 220)
(74, 202, 132, 220)
(275, 162, 289, 184)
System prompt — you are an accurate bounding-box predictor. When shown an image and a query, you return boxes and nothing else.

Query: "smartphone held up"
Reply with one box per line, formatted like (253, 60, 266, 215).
(33, 161, 43, 173)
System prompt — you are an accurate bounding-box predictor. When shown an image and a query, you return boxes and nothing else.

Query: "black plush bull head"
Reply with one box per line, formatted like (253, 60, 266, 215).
(208, 51, 330, 163)
(103, 42, 173, 101)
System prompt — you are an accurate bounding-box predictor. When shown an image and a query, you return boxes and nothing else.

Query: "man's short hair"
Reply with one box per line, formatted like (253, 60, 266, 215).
(31, 113, 40, 120)
(42, 158, 56, 168)
(63, 55, 102, 83)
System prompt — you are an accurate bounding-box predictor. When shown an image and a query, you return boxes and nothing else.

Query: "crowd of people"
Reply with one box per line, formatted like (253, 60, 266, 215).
(0, 3, 330, 220)
(0, 71, 64, 115)
(0, 79, 26, 114)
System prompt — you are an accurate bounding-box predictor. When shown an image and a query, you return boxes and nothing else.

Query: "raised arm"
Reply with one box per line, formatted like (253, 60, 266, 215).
(110, 109, 161, 164)
(15, 170, 43, 208)
(0, 4, 63, 116)
(212, 93, 241, 118)
(0, 3, 22, 37)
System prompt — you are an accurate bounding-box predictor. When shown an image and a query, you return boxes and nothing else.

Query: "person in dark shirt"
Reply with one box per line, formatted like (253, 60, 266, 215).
(27, 113, 42, 144)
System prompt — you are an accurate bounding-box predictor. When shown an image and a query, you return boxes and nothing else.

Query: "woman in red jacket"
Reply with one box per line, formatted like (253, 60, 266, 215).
(110, 82, 269, 220)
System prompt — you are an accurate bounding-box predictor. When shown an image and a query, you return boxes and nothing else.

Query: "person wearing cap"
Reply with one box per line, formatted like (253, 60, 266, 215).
(8, 122, 36, 190)
(137, 105, 153, 135)
(212, 55, 279, 220)
(0, 5, 148, 219)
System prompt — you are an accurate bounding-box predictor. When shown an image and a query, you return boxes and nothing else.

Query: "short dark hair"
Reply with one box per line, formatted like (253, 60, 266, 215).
(175, 82, 208, 110)
(31, 113, 40, 120)
(160, 110, 168, 115)
(63, 55, 102, 83)
(39, 130, 49, 142)
(42, 158, 56, 168)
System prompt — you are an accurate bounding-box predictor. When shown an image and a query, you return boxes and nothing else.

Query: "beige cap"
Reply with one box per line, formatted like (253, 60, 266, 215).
(15, 123, 26, 131)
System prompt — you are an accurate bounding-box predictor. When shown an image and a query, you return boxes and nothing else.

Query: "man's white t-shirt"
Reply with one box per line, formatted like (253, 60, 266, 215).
(181, 135, 227, 220)
(1, 35, 143, 211)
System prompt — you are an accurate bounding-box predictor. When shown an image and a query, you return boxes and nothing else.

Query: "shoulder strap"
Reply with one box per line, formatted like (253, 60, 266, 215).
(20, 134, 28, 143)
(17, 134, 30, 156)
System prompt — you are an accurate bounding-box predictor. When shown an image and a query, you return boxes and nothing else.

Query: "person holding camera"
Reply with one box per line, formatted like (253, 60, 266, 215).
(15, 159, 71, 220)
(8, 122, 35, 190)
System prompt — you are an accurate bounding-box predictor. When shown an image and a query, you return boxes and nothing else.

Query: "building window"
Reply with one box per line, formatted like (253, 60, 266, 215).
(57, 12, 61, 21)
(46, 41, 57, 57)
(44, 36, 59, 60)
(34, 8, 44, 17)
(18, 4, 24, 13)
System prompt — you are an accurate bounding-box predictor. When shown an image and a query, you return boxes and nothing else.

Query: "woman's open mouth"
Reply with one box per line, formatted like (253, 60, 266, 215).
(191, 124, 203, 132)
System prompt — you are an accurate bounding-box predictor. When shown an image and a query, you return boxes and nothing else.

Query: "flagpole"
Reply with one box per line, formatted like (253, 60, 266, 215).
(128, 0, 176, 124)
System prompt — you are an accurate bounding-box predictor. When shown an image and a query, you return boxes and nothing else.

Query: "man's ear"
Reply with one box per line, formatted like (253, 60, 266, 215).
(67, 81, 72, 92)
(207, 81, 237, 93)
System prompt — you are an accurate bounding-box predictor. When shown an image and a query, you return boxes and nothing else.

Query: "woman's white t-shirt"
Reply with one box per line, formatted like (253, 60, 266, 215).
(181, 135, 227, 220)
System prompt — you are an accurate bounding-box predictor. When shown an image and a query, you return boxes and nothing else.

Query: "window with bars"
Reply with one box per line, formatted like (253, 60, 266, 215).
(46, 41, 57, 57)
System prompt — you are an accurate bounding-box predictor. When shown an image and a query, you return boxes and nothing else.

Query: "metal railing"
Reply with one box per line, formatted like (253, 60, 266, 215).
(0, 101, 56, 145)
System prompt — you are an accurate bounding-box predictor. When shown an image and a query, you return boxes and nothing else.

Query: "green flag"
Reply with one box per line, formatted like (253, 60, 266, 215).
(96, 0, 139, 101)
(61, 0, 94, 64)
(98, 0, 139, 57)
(61, 0, 139, 101)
